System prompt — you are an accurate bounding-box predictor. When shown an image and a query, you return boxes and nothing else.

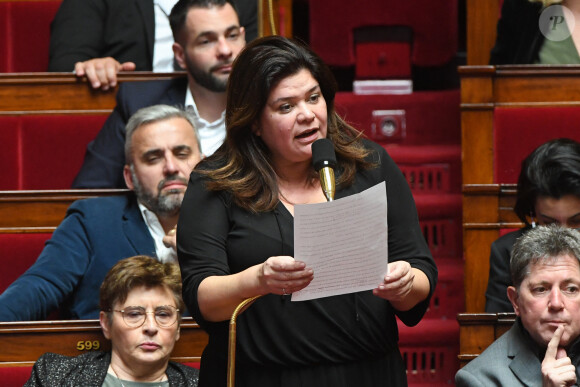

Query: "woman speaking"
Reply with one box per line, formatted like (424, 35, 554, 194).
(177, 36, 437, 387)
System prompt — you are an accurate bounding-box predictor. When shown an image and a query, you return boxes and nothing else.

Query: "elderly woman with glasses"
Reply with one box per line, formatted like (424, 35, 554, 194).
(25, 255, 199, 386)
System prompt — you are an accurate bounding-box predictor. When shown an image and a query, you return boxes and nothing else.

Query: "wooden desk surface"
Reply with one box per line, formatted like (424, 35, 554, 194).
(0, 189, 129, 231)
(0, 317, 208, 366)
(0, 72, 186, 114)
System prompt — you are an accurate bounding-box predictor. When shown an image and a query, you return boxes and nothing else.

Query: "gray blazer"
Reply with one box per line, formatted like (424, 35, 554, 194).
(456, 320, 545, 387)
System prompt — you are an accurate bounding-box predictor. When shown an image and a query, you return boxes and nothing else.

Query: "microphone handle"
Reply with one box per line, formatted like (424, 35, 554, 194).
(319, 167, 335, 202)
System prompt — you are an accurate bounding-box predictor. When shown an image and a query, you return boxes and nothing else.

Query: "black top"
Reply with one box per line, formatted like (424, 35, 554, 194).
(489, 0, 544, 65)
(25, 351, 199, 387)
(485, 227, 529, 313)
(177, 140, 437, 387)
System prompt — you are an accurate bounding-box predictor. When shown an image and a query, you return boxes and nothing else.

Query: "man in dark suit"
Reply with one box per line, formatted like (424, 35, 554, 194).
(456, 225, 580, 387)
(48, 0, 256, 90)
(0, 104, 202, 321)
(72, 0, 244, 188)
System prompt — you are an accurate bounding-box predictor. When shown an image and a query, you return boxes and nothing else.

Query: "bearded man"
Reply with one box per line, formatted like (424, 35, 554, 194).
(72, 0, 246, 189)
(0, 105, 201, 321)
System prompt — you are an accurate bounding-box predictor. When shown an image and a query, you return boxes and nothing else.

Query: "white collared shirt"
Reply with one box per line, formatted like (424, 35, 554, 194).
(152, 0, 179, 72)
(185, 88, 226, 156)
(138, 202, 177, 263)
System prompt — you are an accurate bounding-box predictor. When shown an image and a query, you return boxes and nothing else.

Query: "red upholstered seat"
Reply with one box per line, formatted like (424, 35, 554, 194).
(399, 318, 459, 386)
(0, 116, 20, 190)
(0, 114, 107, 190)
(20, 115, 107, 189)
(493, 107, 580, 183)
(0, 1, 61, 72)
(334, 90, 460, 146)
(0, 233, 51, 294)
(1, 366, 33, 387)
(309, 0, 457, 70)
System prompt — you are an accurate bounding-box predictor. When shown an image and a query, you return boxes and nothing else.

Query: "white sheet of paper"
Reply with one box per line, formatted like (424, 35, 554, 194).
(291, 181, 388, 301)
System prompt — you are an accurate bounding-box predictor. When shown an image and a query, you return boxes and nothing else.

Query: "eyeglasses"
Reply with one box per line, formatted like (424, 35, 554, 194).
(112, 305, 179, 328)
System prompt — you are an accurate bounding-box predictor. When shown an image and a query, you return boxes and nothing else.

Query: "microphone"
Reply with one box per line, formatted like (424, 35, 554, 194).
(312, 138, 337, 202)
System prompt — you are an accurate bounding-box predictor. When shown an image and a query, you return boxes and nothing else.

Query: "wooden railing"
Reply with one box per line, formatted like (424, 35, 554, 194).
(0, 317, 207, 366)
(0, 189, 128, 232)
(461, 65, 580, 312)
(0, 72, 186, 114)
(462, 184, 520, 313)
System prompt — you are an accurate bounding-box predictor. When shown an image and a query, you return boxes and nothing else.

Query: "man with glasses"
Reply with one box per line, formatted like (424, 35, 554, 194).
(26, 255, 199, 385)
(0, 104, 202, 321)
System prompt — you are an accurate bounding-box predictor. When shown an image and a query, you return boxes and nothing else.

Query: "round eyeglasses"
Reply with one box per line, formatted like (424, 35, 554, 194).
(112, 305, 179, 328)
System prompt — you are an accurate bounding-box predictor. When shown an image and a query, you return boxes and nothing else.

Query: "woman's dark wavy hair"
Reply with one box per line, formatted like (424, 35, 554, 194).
(197, 35, 373, 212)
(514, 138, 580, 224)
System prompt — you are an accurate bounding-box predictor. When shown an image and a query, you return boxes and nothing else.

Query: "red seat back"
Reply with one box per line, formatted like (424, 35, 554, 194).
(493, 107, 580, 183)
(0, 114, 106, 190)
(0, 233, 51, 294)
(0, 1, 61, 72)
(309, 0, 457, 69)
(0, 366, 32, 387)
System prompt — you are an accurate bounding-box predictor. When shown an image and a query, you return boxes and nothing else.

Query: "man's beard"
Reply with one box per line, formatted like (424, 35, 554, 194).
(131, 169, 186, 216)
(185, 56, 229, 92)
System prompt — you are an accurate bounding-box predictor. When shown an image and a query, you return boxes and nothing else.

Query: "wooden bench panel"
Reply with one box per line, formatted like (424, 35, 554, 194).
(0, 72, 186, 114)
(461, 65, 580, 312)
(463, 184, 519, 313)
(0, 189, 128, 231)
(466, 0, 500, 65)
(0, 318, 207, 366)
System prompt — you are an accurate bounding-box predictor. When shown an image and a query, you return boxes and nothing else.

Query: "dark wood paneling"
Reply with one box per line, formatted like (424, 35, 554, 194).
(0, 318, 207, 366)
(0, 72, 186, 114)
(0, 189, 128, 231)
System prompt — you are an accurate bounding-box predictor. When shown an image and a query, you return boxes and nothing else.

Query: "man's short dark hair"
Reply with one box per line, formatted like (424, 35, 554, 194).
(169, 0, 239, 43)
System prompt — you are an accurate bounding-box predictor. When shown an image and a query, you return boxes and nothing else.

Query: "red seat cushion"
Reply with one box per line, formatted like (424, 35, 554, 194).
(355, 41, 412, 79)
(494, 107, 580, 183)
(334, 90, 460, 146)
(309, 0, 457, 69)
(0, 116, 20, 190)
(0, 233, 51, 294)
(0, 1, 61, 72)
(0, 366, 33, 387)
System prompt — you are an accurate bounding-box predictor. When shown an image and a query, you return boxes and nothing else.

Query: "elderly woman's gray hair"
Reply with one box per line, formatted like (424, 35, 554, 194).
(510, 225, 580, 288)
